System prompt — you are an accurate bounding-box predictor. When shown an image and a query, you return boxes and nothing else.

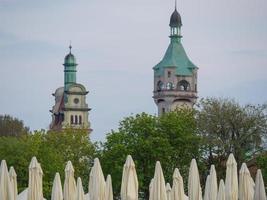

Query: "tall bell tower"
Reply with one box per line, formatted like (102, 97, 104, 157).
(50, 46, 91, 132)
(153, 4, 198, 115)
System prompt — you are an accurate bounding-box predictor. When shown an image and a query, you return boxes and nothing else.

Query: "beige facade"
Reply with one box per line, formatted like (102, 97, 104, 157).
(50, 83, 91, 132)
(61, 84, 90, 129)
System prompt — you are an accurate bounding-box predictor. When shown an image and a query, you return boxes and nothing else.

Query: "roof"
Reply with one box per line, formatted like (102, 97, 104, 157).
(153, 36, 197, 76)
(64, 45, 77, 66)
(51, 83, 88, 114)
(65, 83, 87, 93)
(64, 53, 77, 66)
(51, 87, 64, 114)
(169, 9, 182, 27)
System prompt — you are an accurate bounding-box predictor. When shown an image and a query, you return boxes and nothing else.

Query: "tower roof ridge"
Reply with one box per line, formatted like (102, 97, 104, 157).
(153, 38, 197, 76)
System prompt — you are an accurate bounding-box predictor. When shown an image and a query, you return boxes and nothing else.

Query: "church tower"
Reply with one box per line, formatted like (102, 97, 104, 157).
(153, 4, 198, 115)
(50, 46, 91, 132)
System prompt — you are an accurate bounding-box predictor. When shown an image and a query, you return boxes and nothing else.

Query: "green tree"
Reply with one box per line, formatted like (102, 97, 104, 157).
(99, 111, 201, 199)
(0, 129, 95, 199)
(0, 115, 29, 137)
(196, 98, 267, 178)
(45, 129, 95, 194)
(0, 133, 47, 193)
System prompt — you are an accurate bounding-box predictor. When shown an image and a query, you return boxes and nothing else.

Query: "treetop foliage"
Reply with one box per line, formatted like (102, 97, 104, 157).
(99, 111, 202, 199)
(196, 98, 267, 177)
(0, 97, 266, 199)
(0, 129, 95, 199)
(0, 114, 29, 137)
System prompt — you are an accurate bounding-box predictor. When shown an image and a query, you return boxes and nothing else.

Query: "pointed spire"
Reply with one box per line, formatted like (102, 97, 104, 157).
(69, 42, 72, 54)
(169, 0, 182, 34)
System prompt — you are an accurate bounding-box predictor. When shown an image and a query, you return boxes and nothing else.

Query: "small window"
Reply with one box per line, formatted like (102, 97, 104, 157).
(195, 84, 197, 91)
(75, 115, 78, 124)
(79, 115, 82, 124)
(70, 115, 74, 124)
(178, 80, 190, 91)
(157, 81, 164, 91)
(167, 71, 171, 78)
(162, 108, 166, 114)
(166, 82, 173, 90)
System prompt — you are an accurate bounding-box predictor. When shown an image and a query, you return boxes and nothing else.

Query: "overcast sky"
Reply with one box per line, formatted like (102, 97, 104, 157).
(0, 0, 267, 141)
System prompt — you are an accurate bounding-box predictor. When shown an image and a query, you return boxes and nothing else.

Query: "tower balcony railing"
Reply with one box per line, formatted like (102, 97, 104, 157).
(153, 89, 197, 99)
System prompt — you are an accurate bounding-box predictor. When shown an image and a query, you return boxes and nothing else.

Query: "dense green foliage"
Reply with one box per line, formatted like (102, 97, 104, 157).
(0, 115, 29, 137)
(1, 97, 266, 199)
(0, 129, 95, 199)
(99, 111, 202, 199)
(99, 98, 267, 198)
(196, 98, 267, 178)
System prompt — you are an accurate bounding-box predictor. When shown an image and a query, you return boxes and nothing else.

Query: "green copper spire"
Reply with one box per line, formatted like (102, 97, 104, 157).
(64, 45, 77, 90)
(153, 6, 197, 76)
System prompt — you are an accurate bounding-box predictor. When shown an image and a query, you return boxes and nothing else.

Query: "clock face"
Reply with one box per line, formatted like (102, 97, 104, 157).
(74, 98, 79, 104)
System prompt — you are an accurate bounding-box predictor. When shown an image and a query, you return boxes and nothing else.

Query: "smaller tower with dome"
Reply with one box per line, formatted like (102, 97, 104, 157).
(153, 4, 198, 115)
(50, 46, 91, 132)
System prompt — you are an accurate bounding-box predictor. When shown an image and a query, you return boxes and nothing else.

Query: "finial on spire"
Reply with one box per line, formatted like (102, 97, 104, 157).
(175, 0, 177, 10)
(69, 41, 72, 53)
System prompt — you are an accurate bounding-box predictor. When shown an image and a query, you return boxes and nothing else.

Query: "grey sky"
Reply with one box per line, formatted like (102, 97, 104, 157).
(0, 0, 267, 141)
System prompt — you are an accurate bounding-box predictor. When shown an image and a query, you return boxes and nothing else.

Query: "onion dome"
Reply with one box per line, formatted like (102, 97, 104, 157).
(169, 9, 182, 28)
(64, 45, 77, 66)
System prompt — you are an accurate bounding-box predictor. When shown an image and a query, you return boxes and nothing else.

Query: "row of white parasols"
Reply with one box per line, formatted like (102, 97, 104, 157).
(0, 154, 266, 200)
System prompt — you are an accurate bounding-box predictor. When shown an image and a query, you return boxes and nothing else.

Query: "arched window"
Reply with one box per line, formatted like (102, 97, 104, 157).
(75, 115, 78, 124)
(178, 80, 190, 91)
(157, 81, 164, 91)
(79, 115, 82, 124)
(167, 71, 171, 78)
(166, 82, 174, 90)
(70, 115, 74, 124)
